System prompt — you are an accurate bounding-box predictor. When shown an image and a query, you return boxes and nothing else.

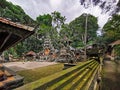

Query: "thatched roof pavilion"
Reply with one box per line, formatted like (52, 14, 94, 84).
(0, 17, 35, 89)
(109, 40, 120, 46)
(0, 17, 35, 53)
(26, 51, 36, 56)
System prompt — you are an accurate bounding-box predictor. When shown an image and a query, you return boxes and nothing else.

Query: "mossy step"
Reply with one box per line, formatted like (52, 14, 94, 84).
(46, 61, 96, 90)
(61, 62, 98, 90)
(34, 60, 95, 90)
(82, 65, 100, 90)
(4, 75, 24, 89)
(74, 64, 99, 90)
(0, 75, 24, 90)
(0, 64, 24, 89)
(15, 60, 96, 90)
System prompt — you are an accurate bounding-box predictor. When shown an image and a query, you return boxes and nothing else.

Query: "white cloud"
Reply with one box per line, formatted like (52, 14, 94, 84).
(6, 0, 119, 28)
(50, 0, 62, 9)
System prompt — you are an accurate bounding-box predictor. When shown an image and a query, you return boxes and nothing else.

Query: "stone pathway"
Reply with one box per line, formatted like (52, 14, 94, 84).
(102, 60, 120, 90)
(3, 61, 57, 72)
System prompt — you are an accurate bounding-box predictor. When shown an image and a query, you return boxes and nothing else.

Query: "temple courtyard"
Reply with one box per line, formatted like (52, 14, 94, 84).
(3, 61, 57, 72)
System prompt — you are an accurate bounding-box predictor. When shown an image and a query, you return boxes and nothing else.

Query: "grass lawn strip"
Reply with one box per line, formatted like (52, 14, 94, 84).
(17, 63, 64, 84)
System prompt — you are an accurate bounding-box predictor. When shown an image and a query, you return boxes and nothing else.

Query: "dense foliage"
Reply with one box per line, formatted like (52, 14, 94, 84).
(103, 14, 120, 44)
(36, 11, 66, 50)
(60, 14, 99, 48)
(0, 0, 35, 26)
(103, 14, 120, 56)
(1, 0, 99, 58)
(0, 0, 38, 57)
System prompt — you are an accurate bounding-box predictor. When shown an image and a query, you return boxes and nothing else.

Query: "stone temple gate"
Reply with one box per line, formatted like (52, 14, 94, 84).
(0, 17, 35, 89)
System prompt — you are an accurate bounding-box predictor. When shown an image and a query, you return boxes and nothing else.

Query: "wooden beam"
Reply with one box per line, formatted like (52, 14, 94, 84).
(0, 32, 12, 50)
(0, 23, 28, 38)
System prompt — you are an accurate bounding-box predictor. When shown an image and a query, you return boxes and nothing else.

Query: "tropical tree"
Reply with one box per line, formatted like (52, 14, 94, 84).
(60, 13, 99, 48)
(0, 0, 35, 26)
(51, 11, 66, 33)
(103, 14, 120, 44)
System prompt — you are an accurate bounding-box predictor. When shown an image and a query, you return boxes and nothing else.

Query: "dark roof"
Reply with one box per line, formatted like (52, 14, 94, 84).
(0, 17, 35, 52)
(0, 17, 34, 31)
(26, 51, 36, 56)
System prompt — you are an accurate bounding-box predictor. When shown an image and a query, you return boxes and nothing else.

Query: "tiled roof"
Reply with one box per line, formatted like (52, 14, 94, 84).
(0, 17, 34, 31)
(109, 40, 120, 46)
(26, 51, 36, 56)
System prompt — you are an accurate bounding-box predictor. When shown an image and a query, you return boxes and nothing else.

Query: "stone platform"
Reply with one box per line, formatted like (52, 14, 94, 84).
(0, 64, 23, 90)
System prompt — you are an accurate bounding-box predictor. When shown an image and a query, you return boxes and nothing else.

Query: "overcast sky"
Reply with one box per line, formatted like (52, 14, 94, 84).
(6, 0, 119, 28)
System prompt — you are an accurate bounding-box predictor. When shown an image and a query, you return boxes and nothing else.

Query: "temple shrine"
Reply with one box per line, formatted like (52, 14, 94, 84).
(42, 34, 55, 61)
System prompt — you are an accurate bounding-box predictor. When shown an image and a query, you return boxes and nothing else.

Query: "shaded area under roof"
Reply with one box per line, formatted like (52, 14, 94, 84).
(0, 17, 35, 53)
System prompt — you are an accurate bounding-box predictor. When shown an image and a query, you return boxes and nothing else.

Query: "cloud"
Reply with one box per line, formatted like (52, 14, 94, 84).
(6, 0, 119, 28)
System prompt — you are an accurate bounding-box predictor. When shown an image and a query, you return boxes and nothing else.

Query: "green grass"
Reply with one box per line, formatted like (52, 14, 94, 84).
(17, 63, 64, 84)
(15, 60, 95, 90)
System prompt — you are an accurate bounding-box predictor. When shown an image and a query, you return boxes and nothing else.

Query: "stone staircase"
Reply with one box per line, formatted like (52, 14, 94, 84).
(0, 64, 24, 90)
(16, 60, 100, 90)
